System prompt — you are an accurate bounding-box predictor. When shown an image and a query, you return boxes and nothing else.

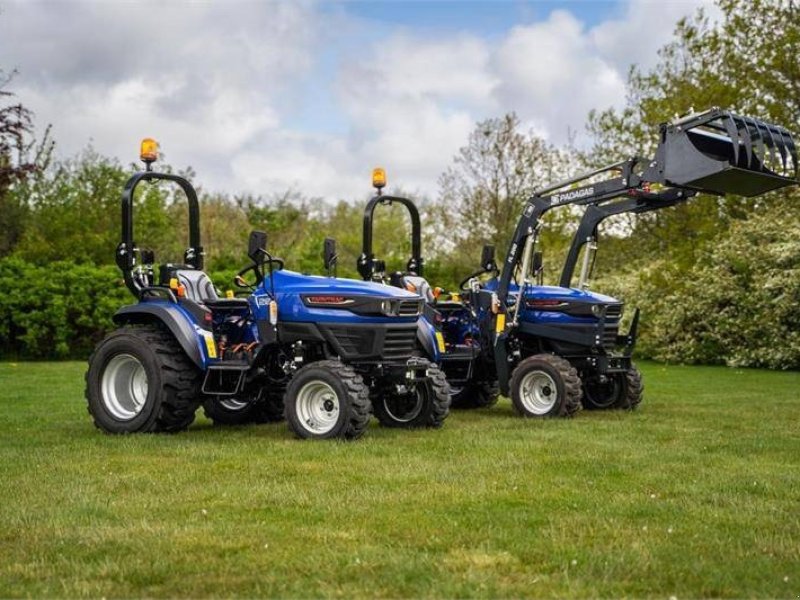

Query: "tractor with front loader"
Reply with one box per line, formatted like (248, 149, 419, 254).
(358, 108, 798, 417)
(84, 140, 449, 440)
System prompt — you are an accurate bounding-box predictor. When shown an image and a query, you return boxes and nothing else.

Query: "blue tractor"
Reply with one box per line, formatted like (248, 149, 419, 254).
(84, 141, 449, 440)
(359, 109, 798, 417)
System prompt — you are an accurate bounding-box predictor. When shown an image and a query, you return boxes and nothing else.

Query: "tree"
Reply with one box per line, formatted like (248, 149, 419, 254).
(436, 113, 571, 279)
(586, 0, 800, 268)
(0, 70, 53, 256)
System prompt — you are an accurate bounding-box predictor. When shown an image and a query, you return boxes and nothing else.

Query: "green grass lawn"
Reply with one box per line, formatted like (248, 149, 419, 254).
(0, 361, 798, 598)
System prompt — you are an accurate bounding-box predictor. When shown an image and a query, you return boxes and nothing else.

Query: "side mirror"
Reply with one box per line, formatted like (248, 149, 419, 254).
(481, 244, 496, 271)
(248, 231, 268, 264)
(323, 237, 338, 274)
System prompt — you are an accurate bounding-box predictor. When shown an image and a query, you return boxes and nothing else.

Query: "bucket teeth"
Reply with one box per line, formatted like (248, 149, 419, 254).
(659, 109, 798, 196)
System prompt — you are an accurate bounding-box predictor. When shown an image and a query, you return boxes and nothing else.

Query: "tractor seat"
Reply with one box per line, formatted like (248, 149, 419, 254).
(402, 275, 435, 303)
(174, 269, 219, 303)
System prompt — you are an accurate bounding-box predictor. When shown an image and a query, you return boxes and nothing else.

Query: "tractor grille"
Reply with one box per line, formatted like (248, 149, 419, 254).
(383, 327, 418, 361)
(321, 323, 417, 363)
(604, 304, 623, 319)
(602, 323, 620, 349)
(397, 299, 422, 317)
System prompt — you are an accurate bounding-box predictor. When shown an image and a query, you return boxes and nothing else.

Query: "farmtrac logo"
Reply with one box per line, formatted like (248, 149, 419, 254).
(551, 187, 594, 205)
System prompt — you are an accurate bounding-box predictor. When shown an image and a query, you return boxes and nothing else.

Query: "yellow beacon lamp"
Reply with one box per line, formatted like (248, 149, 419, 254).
(372, 167, 386, 194)
(140, 138, 159, 171)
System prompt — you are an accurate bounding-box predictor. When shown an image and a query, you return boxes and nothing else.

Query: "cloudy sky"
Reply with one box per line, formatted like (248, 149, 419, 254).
(0, 0, 714, 201)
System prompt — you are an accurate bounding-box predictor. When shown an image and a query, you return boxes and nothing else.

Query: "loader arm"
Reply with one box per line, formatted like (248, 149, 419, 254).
(559, 188, 694, 289)
(497, 108, 798, 308)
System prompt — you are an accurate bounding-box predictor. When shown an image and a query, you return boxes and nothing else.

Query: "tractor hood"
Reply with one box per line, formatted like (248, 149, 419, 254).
(523, 285, 620, 305)
(269, 269, 419, 298)
(262, 269, 423, 324)
(520, 285, 624, 323)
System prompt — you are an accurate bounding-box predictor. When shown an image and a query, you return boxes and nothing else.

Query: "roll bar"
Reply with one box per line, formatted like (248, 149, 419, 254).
(357, 194, 424, 280)
(116, 170, 204, 298)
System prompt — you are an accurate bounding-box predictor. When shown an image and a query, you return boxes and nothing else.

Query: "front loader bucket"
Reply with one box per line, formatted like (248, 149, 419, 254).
(657, 109, 798, 196)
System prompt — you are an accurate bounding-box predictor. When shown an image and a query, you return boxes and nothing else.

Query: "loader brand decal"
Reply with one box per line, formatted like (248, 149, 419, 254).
(255, 295, 270, 307)
(507, 243, 518, 262)
(523, 204, 535, 217)
(551, 187, 594, 205)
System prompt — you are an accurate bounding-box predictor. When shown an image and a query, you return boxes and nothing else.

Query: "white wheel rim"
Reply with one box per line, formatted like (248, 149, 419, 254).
(383, 386, 424, 423)
(101, 354, 149, 420)
(219, 398, 251, 411)
(295, 381, 340, 434)
(519, 370, 558, 415)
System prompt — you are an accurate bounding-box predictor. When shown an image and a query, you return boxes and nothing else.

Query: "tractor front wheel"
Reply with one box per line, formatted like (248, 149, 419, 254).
(85, 325, 202, 433)
(373, 364, 451, 429)
(510, 354, 582, 418)
(284, 361, 371, 440)
(581, 365, 644, 410)
(450, 380, 500, 409)
(203, 389, 285, 425)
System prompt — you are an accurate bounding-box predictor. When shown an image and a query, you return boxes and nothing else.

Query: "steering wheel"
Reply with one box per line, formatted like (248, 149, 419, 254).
(266, 256, 285, 271)
(459, 268, 499, 291)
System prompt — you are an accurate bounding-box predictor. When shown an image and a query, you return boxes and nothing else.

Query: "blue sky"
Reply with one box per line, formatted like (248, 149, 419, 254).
(0, 0, 713, 200)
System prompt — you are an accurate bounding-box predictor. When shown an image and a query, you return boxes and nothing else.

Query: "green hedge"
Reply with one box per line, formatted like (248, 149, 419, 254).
(0, 257, 131, 359)
(597, 211, 800, 370)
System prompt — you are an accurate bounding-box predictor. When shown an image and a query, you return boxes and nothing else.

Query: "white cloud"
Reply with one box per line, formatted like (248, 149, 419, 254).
(0, 0, 715, 202)
(491, 10, 627, 142)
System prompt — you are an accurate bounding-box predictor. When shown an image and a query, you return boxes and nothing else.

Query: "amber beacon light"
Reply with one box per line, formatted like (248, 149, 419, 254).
(140, 138, 159, 169)
(372, 167, 386, 191)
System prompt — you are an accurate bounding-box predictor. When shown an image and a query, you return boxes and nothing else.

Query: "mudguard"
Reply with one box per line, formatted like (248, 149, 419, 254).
(112, 303, 208, 369)
(417, 317, 440, 362)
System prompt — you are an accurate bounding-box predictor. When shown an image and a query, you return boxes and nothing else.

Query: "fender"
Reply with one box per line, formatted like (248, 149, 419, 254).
(416, 317, 440, 362)
(112, 303, 207, 369)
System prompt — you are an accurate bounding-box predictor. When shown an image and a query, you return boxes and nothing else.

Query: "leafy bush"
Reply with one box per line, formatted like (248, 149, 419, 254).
(601, 210, 800, 369)
(0, 257, 131, 359)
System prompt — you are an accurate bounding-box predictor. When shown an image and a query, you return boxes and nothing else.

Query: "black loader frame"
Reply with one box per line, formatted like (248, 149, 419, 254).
(493, 108, 798, 395)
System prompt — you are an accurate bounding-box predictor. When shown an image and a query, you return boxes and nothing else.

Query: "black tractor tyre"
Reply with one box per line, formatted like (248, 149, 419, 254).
(85, 325, 202, 433)
(203, 396, 261, 426)
(450, 380, 500, 409)
(284, 360, 371, 440)
(509, 354, 582, 418)
(581, 365, 644, 411)
(619, 365, 644, 410)
(581, 376, 623, 410)
(254, 391, 286, 423)
(372, 364, 451, 429)
(202, 389, 285, 425)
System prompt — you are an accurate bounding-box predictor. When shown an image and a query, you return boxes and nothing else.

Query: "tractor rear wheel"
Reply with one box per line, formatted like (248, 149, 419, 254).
(284, 360, 371, 440)
(85, 325, 201, 433)
(373, 364, 451, 428)
(450, 380, 500, 409)
(510, 354, 582, 418)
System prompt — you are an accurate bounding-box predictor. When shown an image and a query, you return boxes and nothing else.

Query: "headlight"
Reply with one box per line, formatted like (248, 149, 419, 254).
(591, 304, 603, 317)
(381, 299, 394, 315)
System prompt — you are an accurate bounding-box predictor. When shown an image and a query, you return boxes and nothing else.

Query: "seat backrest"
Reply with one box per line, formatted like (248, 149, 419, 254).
(403, 275, 435, 303)
(176, 269, 219, 302)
